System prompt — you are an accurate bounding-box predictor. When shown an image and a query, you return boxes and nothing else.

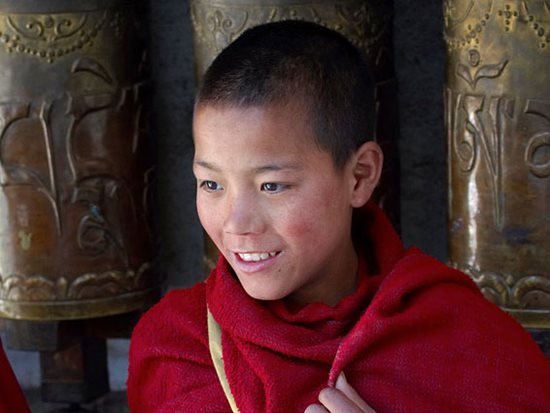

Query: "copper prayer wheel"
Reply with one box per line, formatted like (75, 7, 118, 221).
(0, 0, 158, 320)
(190, 0, 400, 271)
(445, 0, 549, 328)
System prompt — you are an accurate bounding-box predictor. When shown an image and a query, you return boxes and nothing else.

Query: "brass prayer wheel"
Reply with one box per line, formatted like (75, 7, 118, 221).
(0, 0, 158, 320)
(190, 0, 399, 271)
(445, 0, 549, 328)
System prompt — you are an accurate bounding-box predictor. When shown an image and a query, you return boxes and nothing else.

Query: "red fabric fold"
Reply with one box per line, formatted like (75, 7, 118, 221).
(0, 338, 30, 413)
(128, 203, 550, 413)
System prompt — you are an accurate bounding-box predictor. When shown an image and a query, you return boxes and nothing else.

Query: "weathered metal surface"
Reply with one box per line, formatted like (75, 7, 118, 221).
(444, 0, 549, 328)
(190, 0, 400, 271)
(0, 0, 158, 320)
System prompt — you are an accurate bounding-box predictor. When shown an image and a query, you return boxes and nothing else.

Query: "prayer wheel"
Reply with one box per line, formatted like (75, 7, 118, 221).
(444, 0, 549, 328)
(190, 0, 400, 271)
(0, 0, 158, 321)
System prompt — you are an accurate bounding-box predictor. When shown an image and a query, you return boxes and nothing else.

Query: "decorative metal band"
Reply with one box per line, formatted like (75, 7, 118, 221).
(450, 262, 550, 309)
(0, 287, 160, 321)
(451, 262, 550, 328)
(444, 0, 549, 50)
(0, 262, 152, 301)
(445, 0, 549, 328)
(0, 10, 109, 63)
(0, 1, 134, 14)
(190, 0, 393, 77)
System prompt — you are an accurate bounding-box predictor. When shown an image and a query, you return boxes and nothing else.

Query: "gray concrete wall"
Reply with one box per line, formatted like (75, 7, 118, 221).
(396, 1, 447, 262)
(150, 0, 204, 290)
(2, 0, 474, 399)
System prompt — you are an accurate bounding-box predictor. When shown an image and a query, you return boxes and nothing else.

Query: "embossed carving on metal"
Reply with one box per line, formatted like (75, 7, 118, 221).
(444, 0, 549, 328)
(190, 0, 399, 271)
(0, 0, 158, 320)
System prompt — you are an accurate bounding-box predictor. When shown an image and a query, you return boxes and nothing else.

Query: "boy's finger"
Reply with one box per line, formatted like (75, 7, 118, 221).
(304, 403, 330, 413)
(335, 372, 376, 413)
(318, 387, 366, 413)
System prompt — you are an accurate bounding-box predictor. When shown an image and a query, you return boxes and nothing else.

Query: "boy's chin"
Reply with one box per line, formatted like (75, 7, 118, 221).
(240, 282, 289, 302)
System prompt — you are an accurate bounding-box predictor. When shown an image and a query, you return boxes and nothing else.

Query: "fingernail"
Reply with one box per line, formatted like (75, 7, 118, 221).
(318, 387, 337, 404)
(336, 371, 347, 388)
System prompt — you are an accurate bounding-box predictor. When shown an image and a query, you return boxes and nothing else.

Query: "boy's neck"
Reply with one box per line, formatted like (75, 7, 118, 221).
(286, 244, 359, 309)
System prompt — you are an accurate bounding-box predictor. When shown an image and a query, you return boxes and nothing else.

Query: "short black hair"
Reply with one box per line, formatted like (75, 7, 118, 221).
(196, 20, 376, 170)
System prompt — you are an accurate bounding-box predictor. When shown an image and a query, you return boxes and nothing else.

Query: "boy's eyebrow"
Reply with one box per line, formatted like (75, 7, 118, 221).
(252, 162, 303, 173)
(194, 160, 303, 173)
(194, 160, 220, 172)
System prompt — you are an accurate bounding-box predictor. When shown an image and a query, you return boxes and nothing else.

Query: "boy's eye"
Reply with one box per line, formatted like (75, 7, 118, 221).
(261, 183, 285, 193)
(200, 180, 224, 192)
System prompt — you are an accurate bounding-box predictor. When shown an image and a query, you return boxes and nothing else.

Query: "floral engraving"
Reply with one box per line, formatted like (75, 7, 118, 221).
(446, 88, 510, 227)
(0, 263, 151, 301)
(0, 10, 108, 62)
(524, 99, 550, 178)
(444, 0, 550, 50)
(191, 0, 391, 70)
(457, 58, 508, 89)
(452, 262, 550, 309)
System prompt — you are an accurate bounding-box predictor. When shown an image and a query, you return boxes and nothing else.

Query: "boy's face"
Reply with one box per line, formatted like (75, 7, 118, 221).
(193, 102, 361, 306)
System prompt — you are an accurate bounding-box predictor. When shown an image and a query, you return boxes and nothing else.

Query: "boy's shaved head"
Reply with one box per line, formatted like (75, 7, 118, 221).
(196, 20, 376, 170)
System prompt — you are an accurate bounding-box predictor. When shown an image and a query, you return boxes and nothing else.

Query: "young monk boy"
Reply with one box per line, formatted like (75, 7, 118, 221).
(127, 21, 550, 412)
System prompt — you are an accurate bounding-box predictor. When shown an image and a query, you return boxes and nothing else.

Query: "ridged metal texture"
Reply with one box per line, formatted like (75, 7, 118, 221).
(0, 0, 158, 320)
(444, 0, 549, 328)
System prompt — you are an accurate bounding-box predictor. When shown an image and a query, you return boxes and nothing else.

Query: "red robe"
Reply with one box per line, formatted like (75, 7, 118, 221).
(0, 338, 30, 413)
(128, 204, 550, 412)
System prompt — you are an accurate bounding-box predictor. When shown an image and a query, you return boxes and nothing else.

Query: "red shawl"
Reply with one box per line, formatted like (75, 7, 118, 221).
(128, 204, 550, 412)
(0, 338, 30, 413)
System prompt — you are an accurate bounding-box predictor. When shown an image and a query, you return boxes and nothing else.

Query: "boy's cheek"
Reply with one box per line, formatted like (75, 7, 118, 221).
(283, 222, 311, 239)
(281, 212, 323, 240)
(196, 202, 218, 233)
(278, 200, 338, 239)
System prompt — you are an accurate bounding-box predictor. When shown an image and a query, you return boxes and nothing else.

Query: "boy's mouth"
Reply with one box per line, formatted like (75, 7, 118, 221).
(236, 251, 280, 262)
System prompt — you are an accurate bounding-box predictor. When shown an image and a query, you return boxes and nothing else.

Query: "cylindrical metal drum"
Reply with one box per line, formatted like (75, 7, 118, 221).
(0, 0, 158, 320)
(190, 0, 400, 271)
(444, 0, 549, 328)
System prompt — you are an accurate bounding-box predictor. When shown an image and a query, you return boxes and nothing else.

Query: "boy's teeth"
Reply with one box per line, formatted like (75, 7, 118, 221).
(238, 252, 277, 262)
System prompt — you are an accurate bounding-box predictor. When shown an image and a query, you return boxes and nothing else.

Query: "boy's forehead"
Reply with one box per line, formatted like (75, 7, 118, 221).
(193, 99, 314, 137)
(192, 102, 335, 169)
(193, 101, 316, 143)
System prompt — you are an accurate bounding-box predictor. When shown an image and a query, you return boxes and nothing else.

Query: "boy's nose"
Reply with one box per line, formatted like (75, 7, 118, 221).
(222, 195, 264, 236)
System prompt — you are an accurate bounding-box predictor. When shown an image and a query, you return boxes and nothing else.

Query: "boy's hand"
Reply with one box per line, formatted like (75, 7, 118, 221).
(304, 372, 376, 413)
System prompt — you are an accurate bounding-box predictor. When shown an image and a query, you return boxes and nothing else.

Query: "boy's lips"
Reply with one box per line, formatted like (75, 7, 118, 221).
(231, 250, 282, 273)
(236, 251, 279, 262)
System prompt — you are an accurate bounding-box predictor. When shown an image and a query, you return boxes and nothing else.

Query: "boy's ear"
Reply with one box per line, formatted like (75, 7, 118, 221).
(348, 141, 383, 208)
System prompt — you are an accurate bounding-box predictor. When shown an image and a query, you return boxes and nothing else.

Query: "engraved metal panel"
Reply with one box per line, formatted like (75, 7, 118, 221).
(190, 0, 399, 271)
(0, 0, 158, 320)
(444, 0, 549, 328)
